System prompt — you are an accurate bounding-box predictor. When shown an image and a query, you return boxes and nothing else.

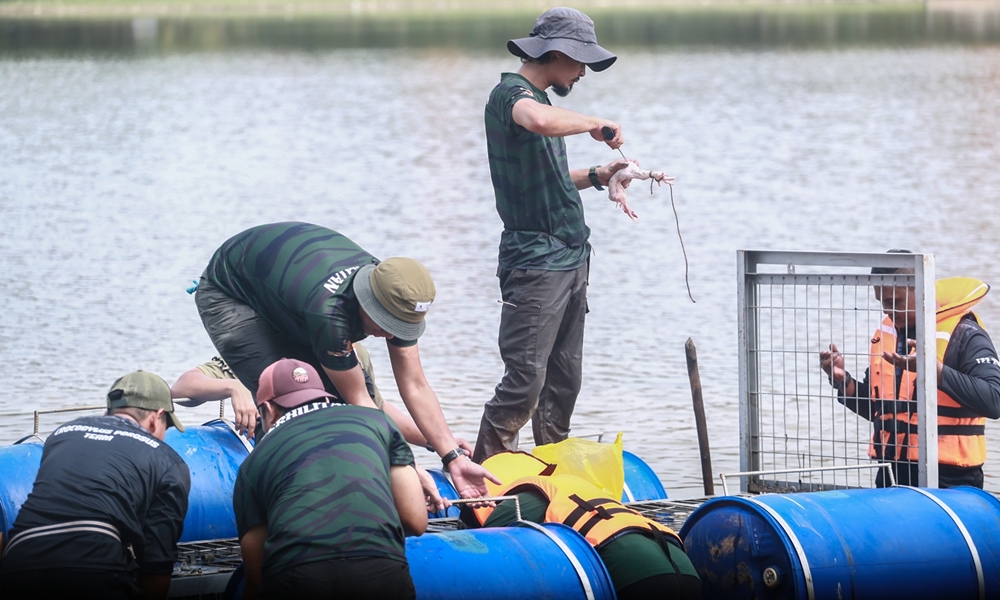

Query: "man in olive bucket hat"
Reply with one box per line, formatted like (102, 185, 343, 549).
(195, 222, 499, 502)
(474, 8, 629, 462)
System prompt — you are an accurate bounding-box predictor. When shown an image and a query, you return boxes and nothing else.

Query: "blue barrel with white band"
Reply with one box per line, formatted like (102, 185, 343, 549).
(0, 437, 44, 537)
(406, 522, 616, 600)
(621, 450, 668, 502)
(426, 468, 461, 519)
(164, 419, 251, 542)
(679, 486, 1000, 599)
(0, 421, 249, 543)
(222, 523, 615, 600)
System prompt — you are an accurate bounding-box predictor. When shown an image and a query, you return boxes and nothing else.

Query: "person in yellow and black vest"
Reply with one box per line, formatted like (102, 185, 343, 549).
(459, 452, 701, 600)
(820, 250, 1000, 488)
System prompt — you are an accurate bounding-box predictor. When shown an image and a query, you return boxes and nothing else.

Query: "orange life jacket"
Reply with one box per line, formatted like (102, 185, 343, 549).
(473, 455, 682, 550)
(867, 277, 989, 467)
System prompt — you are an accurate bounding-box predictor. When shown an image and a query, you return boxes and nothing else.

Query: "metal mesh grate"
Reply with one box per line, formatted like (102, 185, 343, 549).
(751, 274, 886, 490)
(173, 539, 242, 578)
(738, 251, 937, 492)
(625, 498, 714, 531)
(425, 497, 717, 534)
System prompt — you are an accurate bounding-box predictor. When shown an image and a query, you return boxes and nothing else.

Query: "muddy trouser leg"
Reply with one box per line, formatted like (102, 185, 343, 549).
(533, 262, 588, 446)
(473, 267, 581, 463)
(195, 275, 342, 400)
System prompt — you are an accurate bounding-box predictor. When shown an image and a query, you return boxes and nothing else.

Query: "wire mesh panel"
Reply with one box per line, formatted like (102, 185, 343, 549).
(737, 251, 937, 493)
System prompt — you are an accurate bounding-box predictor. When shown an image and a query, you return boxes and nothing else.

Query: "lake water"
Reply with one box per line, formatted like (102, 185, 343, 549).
(2, 6, 999, 498)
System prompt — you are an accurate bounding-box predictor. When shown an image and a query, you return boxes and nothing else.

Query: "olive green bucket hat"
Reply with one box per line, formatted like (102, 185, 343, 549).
(353, 258, 436, 341)
(107, 371, 186, 431)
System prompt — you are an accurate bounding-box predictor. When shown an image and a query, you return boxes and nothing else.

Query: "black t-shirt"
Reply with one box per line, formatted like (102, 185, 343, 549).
(2, 415, 191, 575)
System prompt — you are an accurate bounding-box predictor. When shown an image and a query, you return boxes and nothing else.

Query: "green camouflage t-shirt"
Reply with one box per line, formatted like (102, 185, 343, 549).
(485, 73, 591, 272)
(204, 222, 416, 371)
(233, 403, 415, 577)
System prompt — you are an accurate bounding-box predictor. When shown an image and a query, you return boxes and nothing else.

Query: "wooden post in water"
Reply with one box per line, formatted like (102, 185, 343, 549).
(685, 337, 715, 496)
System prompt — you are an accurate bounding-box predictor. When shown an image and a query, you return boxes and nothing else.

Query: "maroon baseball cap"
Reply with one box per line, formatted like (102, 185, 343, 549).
(256, 359, 332, 409)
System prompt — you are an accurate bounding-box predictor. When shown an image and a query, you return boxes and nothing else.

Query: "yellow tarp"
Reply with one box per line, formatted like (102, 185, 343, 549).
(531, 433, 624, 500)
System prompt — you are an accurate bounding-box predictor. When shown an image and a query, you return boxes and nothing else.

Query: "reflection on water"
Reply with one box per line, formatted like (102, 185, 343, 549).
(2, 4, 1000, 54)
(1, 11, 999, 498)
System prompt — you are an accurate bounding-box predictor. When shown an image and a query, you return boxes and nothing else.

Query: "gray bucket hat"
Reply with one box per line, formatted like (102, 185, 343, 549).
(507, 7, 617, 72)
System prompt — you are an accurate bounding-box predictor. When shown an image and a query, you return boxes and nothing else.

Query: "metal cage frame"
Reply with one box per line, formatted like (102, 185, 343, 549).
(736, 250, 937, 493)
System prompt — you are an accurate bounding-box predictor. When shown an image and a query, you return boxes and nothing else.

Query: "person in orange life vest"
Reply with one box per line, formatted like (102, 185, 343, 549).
(458, 452, 702, 600)
(820, 251, 1000, 488)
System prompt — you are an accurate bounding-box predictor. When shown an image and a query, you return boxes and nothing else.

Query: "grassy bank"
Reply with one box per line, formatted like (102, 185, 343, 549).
(0, 0, 964, 20)
(2, 0, 996, 51)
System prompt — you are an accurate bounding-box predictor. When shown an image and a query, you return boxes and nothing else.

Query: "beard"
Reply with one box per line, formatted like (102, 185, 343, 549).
(552, 82, 574, 97)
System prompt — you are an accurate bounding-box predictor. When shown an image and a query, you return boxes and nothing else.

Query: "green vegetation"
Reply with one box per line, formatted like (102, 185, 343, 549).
(0, 0, 928, 21)
(3, 0, 996, 52)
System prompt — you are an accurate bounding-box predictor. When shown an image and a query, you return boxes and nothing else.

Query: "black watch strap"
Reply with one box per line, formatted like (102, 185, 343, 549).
(588, 166, 604, 191)
(441, 447, 468, 471)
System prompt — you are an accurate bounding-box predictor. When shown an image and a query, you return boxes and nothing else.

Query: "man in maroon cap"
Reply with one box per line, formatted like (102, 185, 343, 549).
(234, 358, 426, 600)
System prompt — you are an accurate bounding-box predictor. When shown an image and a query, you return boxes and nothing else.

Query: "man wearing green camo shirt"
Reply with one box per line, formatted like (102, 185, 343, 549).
(474, 7, 628, 462)
(196, 222, 499, 501)
(235, 358, 426, 599)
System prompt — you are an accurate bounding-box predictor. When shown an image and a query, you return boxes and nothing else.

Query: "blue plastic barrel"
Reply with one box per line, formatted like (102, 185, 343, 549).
(220, 523, 614, 600)
(0, 421, 247, 543)
(426, 468, 461, 519)
(621, 450, 668, 502)
(680, 486, 1000, 600)
(164, 419, 251, 542)
(407, 522, 615, 600)
(0, 437, 44, 536)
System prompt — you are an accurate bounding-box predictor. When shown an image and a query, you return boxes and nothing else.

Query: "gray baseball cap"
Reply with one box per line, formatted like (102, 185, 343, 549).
(507, 7, 617, 72)
(107, 371, 185, 431)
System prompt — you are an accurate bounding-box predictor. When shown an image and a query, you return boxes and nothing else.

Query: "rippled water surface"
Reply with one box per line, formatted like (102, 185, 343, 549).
(2, 15, 1000, 498)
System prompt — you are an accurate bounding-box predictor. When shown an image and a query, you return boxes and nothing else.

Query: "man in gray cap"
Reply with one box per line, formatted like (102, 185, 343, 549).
(0, 371, 191, 600)
(474, 8, 628, 462)
(196, 222, 499, 501)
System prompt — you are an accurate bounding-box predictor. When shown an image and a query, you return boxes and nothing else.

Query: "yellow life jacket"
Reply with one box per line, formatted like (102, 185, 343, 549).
(473, 452, 682, 550)
(867, 277, 989, 467)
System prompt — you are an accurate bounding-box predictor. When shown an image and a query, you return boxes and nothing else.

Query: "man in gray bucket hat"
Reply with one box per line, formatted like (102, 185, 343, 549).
(506, 7, 618, 74)
(474, 8, 629, 462)
(195, 222, 499, 501)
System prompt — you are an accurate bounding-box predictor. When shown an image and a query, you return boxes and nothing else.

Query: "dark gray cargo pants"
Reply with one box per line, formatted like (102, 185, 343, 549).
(473, 263, 589, 463)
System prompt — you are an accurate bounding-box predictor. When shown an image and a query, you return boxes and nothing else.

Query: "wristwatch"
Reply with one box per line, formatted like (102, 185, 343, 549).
(588, 166, 604, 191)
(441, 447, 468, 471)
